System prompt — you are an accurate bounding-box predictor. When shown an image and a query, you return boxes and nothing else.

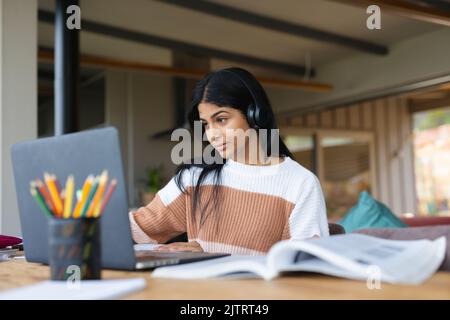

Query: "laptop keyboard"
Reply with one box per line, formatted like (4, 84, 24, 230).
(135, 250, 218, 259)
(134, 250, 230, 269)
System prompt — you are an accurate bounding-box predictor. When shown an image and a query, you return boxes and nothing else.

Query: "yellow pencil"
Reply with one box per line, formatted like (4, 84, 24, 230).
(87, 171, 108, 218)
(44, 173, 63, 217)
(73, 175, 93, 218)
(63, 175, 75, 218)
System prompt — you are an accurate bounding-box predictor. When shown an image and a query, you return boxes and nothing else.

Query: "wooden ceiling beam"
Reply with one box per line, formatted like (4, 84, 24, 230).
(333, 0, 450, 27)
(38, 49, 333, 92)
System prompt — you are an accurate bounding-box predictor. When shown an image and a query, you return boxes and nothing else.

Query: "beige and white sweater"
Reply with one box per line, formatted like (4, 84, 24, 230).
(129, 156, 329, 255)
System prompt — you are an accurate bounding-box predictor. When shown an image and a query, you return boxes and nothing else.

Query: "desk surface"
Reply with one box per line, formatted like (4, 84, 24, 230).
(1, 259, 449, 299)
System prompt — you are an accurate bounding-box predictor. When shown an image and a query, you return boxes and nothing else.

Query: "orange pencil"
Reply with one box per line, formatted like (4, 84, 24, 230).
(34, 179, 56, 214)
(44, 173, 63, 217)
(53, 174, 61, 195)
(96, 179, 117, 217)
(87, 171, 108, 218)
(73, 175, 94, 218)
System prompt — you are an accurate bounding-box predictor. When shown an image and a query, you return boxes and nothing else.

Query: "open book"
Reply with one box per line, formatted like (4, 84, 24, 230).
(152, 234, 446, 285)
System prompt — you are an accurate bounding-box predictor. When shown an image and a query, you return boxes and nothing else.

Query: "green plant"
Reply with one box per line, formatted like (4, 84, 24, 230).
(144, 165, 163, 193)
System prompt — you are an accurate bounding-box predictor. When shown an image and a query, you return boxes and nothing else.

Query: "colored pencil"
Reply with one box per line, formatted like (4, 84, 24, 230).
(63, 175, 75, 219)
(34, 179, 56, 214)
(80, 176, 99, 218)
(30, 186, 53, 218)
(53, 174, 61, 195)
(96, 179, 117, 217)
(30, 171, 115, 219)
(60, 189, 65, 211)
(76, 189, 82, 202)
(87, 171, 108, 218)
(44, 173, 63, 217)
(73, 175, 94, 218)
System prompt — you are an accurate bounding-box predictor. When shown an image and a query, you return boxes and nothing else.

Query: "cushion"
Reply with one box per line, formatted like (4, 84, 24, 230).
(338, 191, 408, 233)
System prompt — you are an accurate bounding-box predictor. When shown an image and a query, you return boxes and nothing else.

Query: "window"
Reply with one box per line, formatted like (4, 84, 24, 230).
(413, 106, 450, 216)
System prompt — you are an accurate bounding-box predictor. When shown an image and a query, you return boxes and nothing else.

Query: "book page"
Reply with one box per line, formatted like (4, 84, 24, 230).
(268, 234, 446, 284)
(152, 255, 274, 280)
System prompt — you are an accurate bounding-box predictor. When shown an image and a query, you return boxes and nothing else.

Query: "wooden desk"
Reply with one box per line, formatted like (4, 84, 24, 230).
(1, 259, 449, 299)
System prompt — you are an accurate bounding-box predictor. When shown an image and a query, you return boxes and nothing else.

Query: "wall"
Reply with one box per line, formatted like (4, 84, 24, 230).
(0, 0, 37, 236)
(105, 70, 175, 207)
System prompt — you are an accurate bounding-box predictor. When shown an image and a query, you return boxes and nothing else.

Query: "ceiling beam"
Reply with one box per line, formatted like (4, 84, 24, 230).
(38, 10, 313, 76)
(158, 0, 388, 56)
(409, 93, 450, 112)
(38, 48, 333, 92)
(413, 0, 450, 12)
(333, 0, 450, 27)
(277, 73, 450, 117)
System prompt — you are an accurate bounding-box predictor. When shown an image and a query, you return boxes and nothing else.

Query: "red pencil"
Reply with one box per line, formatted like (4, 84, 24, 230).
(96, 179, 117, 217)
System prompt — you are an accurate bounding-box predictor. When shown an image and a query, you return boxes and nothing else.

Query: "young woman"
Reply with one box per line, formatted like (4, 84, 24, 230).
(129, 67, 329, 255)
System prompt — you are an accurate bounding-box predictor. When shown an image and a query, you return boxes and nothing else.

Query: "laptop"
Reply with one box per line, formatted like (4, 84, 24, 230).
(10, 127, 229, 270)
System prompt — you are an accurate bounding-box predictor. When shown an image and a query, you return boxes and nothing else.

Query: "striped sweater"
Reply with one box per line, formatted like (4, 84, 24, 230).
(129, 156, 329, 255)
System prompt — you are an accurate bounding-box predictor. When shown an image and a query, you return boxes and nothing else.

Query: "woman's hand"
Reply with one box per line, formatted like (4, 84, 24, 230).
(155, 241, 204, 252)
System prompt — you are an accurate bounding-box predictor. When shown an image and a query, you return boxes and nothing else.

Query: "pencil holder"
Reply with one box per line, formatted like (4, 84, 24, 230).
(48, 217, 101, 281)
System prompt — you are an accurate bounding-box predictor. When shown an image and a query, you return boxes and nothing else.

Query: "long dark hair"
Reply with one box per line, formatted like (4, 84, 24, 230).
(175, 67, 293, 227)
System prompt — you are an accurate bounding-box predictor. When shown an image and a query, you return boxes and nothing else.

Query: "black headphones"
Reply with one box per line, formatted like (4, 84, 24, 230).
(221, 69, 269, 129)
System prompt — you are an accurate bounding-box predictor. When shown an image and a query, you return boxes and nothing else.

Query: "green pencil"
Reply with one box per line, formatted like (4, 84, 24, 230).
(30, 186, 54, 218)
(80, 177, 99, 218)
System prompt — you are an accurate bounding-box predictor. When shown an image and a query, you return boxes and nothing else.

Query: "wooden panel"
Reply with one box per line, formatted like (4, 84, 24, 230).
(399, 98, 417, 214)
(320, 110, 333, 128)
(388, 98, 403, 214)
(335, 107, 347, 128)
(277, 117, 290, 126)
(349, 105, 360, 129)
(362, 101, 373, 130)
(374, 98, 390, 205)
(306, 113, 318, 127)
(290, 116, 304, 126)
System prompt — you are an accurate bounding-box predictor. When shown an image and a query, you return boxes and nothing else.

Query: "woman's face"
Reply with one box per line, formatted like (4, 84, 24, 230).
(198, 102, 251, 160)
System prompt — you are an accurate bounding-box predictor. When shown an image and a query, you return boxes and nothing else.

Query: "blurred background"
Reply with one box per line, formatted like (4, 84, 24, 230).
(1, 0, 450, 236)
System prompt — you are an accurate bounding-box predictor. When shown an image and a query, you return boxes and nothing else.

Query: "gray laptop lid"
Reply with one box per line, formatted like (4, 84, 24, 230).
(10, 127, 136, 270)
